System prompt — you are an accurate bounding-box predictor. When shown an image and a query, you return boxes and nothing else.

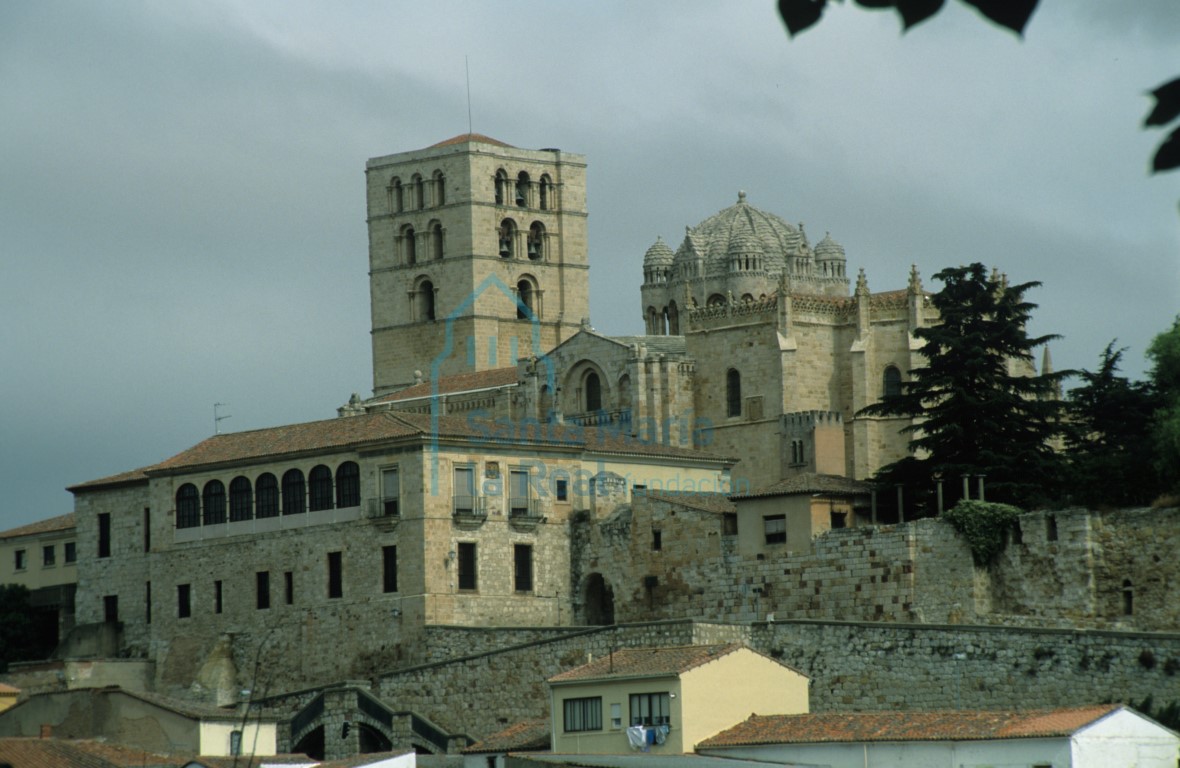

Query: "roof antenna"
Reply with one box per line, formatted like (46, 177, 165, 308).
(214, 402, 231, 435)
(465, 55, 473, 135)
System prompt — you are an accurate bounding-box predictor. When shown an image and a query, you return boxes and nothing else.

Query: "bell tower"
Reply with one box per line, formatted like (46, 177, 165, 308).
(366, 135, 589, 395)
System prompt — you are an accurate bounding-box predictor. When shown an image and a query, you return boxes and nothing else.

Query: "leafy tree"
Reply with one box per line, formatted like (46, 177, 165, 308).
(0, 584, 40, 672)
(1065, 343, 1164, 508)
(777, 0, 1180, 176)
(857, 263, 1069, 510)
(1147, 316, 1180, 493)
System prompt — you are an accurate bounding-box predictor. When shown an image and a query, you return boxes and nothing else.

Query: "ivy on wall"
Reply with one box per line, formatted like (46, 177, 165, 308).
(942, 500, 1022, 566)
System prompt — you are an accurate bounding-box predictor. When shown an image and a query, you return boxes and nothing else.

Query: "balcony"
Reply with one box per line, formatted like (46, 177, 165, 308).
(452, 496, 488, 527)
(508, 497, 545, 530)
(366, 497, 400, 529)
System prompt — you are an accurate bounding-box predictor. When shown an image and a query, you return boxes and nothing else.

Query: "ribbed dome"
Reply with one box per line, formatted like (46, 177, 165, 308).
(814, 232, 845, 260)
(643, 236, 675, 265)
(674, 191, 801, 276)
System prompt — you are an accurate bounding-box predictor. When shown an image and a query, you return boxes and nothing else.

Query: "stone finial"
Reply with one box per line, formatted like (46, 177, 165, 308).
(414, 370, 424, 385)
(855, 267, 870, 296)
(737, 190, 747, 203)
(908, 264, 922, 294)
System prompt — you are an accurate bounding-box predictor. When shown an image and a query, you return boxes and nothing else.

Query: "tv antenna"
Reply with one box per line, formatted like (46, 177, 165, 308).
(214, 402, 232, 434)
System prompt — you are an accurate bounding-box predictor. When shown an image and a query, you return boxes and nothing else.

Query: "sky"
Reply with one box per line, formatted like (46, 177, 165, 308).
(2, 1, 1177, 530)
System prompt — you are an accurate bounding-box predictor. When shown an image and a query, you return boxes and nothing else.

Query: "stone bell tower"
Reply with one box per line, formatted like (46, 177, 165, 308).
(365, 134, 589, 395)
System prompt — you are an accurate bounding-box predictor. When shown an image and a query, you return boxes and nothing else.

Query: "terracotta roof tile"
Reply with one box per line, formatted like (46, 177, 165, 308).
(635, 489, 736, 514)
(429, 133, 514, 149)
(0, 683, 19, 694)
(67, 466, 154, 493)
(729, 473, 872, 500)
(0, 738, 178, 767)
(696, 704, 1124, 747)
(549, 644, 746, 684)
(373, 367, 520, 403)
(462, 718, 551, 753)
(0, 513, 75, 540)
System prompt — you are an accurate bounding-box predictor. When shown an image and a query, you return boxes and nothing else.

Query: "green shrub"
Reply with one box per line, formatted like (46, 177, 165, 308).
(942, 500, 1022, 566)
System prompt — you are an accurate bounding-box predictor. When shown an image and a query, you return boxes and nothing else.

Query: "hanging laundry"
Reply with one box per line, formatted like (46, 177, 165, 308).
(627, 725, 647, 751)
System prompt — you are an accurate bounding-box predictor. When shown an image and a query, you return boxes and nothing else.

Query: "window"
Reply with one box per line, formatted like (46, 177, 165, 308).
(412, 173, 425, 210)
(515, 171, 530, 206)
(707, 293, 726, 308)
(495, 169, 508, 205)
(722, 513, 738, 536)
(430, 221, 444, 260)
(230, 730, 243, 757)
(382, 467, 400, 516)
(726, 368, 742, 417)
(539, 174, 553, 211)
(178, 584, 191, 619)
(528, 221, 545, 260)
(457, 542, 477, 590)
(309, 465, 334, 511)
(203, 480, 227, 525)
(563, 697, 602, 732)
(433, 170, 445, 206)
(98, 512, 112, 557)
(176, 484, 200, 528)
(256, 473, 279, 518)
(282, 469, 306, 515)
(1046, 514, 1058, 541)
(383, 546, 398, 593)
(610, 703, 622, 729)
(327, 551, 343, 599)
(652, 529, 662, 551)
(145, 582, 151, 624)
(104, 595, 118, 624)
(64, 542, 76, 563)
(499, 218, 517, 258)
(392, 177, 404, 212)
(229, 476, 253, 522)
(556, 478, 569, 502)
(630, 692, 670, 726)
(453, 466, 475, 515)
(214, 580, 223, 614)
(285, 571, 294, 605)
(510, 468, 531, 516)
(256, 571, 270, 610)
(1123, 579, 1134, 616)
(14, 549, 26, 570)
(764, 514, 787, 545)
(584, 371, 602, 412)
(514, 544, 533, 592)
(143, 507, 151, 552)
(417, 279, 436, 321)
(403, 225, 417, 264)
(335, 461, 360, 508)
(42, 545, 55, 567)
(883, 365, 903, 398)
(516, 279, 534, 320)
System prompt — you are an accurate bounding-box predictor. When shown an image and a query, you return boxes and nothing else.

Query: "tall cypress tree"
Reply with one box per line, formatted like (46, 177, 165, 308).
(858, 263, 1069, 511)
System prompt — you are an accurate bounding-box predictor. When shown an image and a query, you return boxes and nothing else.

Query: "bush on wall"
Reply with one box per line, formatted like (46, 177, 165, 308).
(942, 500, 1022, 566)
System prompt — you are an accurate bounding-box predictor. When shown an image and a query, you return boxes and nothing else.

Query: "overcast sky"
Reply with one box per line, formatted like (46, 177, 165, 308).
(2, 1, 1177, 530)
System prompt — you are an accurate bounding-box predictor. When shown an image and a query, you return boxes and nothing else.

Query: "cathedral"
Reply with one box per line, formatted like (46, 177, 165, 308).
(354, 133, 932, 488)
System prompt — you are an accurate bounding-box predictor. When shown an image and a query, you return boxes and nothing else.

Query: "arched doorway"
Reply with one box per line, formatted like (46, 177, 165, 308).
(293, 725, 325, 761)
(583, 573, 615, 625)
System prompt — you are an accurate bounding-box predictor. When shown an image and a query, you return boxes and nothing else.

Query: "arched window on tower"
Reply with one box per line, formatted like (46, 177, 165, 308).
(417, 280, 436, 321)
(402, 225, 417, 265)
(667, 301, 679, 335)
(429, 221, 444, 260)
(516, 171, 530, 207)
(517, 279, 535, 320)
(528, 221, 545, 261)
(412, 173, 425, 210)
(499, 219, 517, 258)
(203, 480, 227, 525)
(584, 371, 602, 413)
(726, 368, 742, 418)
(495, 169, 509, 205)
(539, 174, 553, 210)
(176, 484, 200, 529)
(707, 294, 726, 308)
(433, 170, 445, 206)
(392, 177, 404, 212)
(229, 476, 253, 522)
(883, 365, 903, 399)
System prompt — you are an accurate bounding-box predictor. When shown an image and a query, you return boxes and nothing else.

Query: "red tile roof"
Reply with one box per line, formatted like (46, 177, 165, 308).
(67, 466, 154, 493)
(0, 738, 178, 768)
(549, 644, 748, 684)
(635, 489, 736, 514)
(373, 367, 520, 403)
(429, 133, 514, 149)
(729, 473, 872, 500)
(0, 513, 75, 540)
(696, 704, 1125, 747)
(462, 718, 551, 754)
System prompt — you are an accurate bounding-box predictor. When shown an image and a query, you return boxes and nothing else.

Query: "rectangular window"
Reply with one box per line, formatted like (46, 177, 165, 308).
(457, 542, 477, 590)
(453, 466, 475, 514)
(722, 513, 738, 536)
(64, 542, 76, 563)
(98, 513, 111, 558)
(42, 545, 55, 567)
(651, 529, 662, 551)
(514, 544, 533, 592)
(509, 469, 531, 516)
(610, 703, 622, 729)
(285, 571, 294, 605)
(382, 467, 400, 516)
(143, 507, 151, 552)
(383, 546, 398, 593)
(563, 697, 602, 732)
(177, 584, 191, 619)
(103, 595, 118, 624)
(764, 514, 786, 545)
(14, 549, 26, 571)
(214, 580, 223, 614)
(327, 551, 343, 599)
(256, 571, 270, 610)
(145, 582, 151, 624)
(555, 478, 569, 502)
(630, 692, 671, 727)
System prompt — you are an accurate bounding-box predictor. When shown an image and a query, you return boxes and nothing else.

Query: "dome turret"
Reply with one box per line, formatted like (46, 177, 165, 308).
(643, 236, 675, 284)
